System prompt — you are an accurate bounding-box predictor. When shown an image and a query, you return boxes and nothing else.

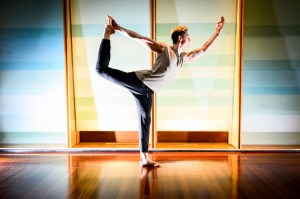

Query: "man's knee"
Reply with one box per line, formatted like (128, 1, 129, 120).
(96, 66, 108, 78)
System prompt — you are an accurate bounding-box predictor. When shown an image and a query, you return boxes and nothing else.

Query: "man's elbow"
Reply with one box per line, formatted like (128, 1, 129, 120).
(201, 45, 208, 53)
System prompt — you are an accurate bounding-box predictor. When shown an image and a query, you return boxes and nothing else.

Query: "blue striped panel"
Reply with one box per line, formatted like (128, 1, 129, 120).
(243, 87, 300, 95)
(242, 132, 300, 145)
(243, 70, 300, 87)
(243, 95, 300, 110)
(0, 38, 64, 61)
(243, 110, 300, 115)
(0, 0, 67, 145)
(0, 28, 64, 39)
(244, 25, 300, 37)
(0, 71, 65, 95)
(0, 132, 67, 145)
(242, 0, 300, 145)
(0, 62, 64, 70)
(244, 60, 300, 69)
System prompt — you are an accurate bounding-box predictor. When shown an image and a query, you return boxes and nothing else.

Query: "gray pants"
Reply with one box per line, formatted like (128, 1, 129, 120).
(96, 39, 153, 152)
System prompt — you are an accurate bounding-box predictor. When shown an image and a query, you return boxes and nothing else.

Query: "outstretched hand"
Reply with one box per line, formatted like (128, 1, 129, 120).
(216, 16, 225, 33)
(106, 14, 121, 30)
(106, 14, 112, 25)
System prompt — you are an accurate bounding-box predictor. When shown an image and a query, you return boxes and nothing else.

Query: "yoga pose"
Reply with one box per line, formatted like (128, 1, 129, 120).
(96, 15, 224, 167)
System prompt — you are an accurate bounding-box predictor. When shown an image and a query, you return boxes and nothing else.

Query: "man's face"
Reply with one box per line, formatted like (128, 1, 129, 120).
(180, 32, 191, 48)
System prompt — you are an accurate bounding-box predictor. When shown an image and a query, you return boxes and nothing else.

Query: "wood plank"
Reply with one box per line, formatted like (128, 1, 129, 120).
(0, 152, 300, 198)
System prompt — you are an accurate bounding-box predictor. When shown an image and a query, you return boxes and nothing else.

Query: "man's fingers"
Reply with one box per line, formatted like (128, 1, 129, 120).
(221, 16, 225, 23)
(106, 14, 113, 25)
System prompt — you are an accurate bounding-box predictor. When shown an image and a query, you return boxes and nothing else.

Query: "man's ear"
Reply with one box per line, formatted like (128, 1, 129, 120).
(178, 35, 183, 42)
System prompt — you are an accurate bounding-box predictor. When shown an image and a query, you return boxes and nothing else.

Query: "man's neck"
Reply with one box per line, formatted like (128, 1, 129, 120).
(171, 43, 183, 54)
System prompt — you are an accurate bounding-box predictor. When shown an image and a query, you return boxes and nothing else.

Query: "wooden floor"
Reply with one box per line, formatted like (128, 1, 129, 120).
(1, 152, 300, 199)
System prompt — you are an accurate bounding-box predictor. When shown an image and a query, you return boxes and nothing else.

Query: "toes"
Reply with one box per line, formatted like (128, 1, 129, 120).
(140, 160, 161, 167)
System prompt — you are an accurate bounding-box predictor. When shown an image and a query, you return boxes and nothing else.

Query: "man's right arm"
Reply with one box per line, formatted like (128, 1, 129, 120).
(185, 16, 225, 63)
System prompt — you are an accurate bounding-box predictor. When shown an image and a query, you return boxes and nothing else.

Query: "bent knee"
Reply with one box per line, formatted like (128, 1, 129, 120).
(96, 66, 108, 78)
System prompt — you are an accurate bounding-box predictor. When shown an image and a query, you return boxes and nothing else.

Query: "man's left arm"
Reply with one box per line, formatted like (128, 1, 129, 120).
(108, 15, 166, 54)
(185, 16, 225, 63)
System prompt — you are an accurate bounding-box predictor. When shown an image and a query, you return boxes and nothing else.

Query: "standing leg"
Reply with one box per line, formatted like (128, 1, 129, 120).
(133, 94, 152, 153)
(133, 93, 160, 167)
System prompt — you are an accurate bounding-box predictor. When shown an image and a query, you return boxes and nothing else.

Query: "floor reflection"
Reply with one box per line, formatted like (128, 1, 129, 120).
(1, 152, 299, 198)
(68, 153, 141, 198)
(139, 167, 157, 199)
(68, 152, 237, 199)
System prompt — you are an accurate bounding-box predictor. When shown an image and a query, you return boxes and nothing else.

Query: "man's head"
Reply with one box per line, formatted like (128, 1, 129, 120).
(171, 25, 190, 47)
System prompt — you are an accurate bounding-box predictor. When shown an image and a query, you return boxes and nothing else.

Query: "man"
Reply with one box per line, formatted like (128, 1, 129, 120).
(96, 15, 225, 167)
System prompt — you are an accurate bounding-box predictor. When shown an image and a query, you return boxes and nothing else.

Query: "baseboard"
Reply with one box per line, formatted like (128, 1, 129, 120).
(242, 145, 300, 150)
(80, 131, 228, 143)
(80, 131, 139, 142)
(157, 131, 228, 143)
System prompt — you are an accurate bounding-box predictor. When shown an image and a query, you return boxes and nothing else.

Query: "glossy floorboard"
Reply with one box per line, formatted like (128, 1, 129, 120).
(0, 152, 300, 199)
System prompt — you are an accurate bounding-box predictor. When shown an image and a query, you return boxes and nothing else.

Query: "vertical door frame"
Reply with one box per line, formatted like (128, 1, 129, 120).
(150, 0, 157, 149)
(64, 0, 79, 148)
(230, 0, 244, 149)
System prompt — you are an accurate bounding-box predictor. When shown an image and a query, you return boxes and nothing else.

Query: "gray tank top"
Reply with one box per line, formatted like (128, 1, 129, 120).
(135, 46, 186, 93)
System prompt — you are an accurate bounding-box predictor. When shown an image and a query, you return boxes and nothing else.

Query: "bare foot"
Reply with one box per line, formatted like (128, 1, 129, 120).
(103, 15, 115, 39)
(140, 159, 161, 167)
(140, 152, 161, 167)
(103, 24, 115, 39)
